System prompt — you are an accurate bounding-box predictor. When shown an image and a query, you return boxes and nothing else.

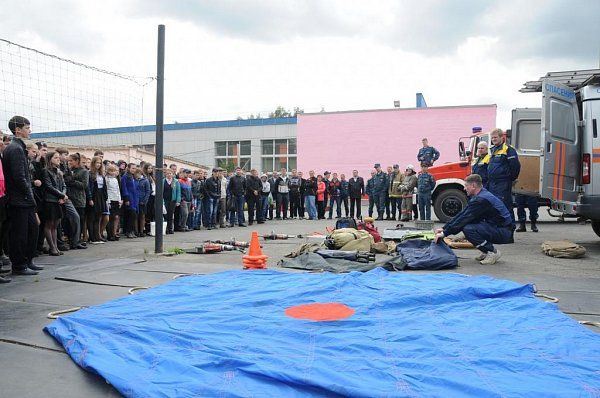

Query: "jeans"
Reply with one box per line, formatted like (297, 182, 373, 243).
(328, 196, 341, 218)
(191, 198, 202, 228)
(417, 194, 432, 220)
(304, 195, 317, 220)
(259, 195, 269, 220)
(203, 197, 218, 228)
(463, 221, 513, 253)
(232, 195, 245, 225)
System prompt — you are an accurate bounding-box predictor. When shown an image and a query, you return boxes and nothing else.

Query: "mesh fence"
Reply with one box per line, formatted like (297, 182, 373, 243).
(0, 38, 152, 135)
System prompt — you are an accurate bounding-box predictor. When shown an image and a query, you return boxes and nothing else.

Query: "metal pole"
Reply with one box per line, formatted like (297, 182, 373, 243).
(154, 24, 165, 253)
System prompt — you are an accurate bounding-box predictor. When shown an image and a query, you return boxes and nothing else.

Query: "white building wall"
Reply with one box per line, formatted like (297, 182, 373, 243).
(39, 123, 296, 173)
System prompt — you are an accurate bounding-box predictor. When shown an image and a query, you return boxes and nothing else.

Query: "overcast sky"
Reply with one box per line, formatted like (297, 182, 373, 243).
(1, 0, 599, 130)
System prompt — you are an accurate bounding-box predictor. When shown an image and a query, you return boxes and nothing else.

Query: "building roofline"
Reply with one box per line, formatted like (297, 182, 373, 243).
(31, 117, 297, 139)
(300, 104, 497, 116)
(43, 141, 207, 169)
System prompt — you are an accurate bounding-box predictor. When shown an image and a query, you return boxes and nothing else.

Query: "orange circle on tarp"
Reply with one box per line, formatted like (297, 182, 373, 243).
(285, 303, 355, 321)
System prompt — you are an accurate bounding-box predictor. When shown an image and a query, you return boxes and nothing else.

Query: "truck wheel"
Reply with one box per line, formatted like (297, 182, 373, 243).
(434, 189, 467, 223)
(592, 221, 600, 238)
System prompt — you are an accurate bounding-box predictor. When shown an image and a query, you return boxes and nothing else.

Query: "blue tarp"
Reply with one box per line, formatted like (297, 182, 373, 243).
(45, 269, 600, 397)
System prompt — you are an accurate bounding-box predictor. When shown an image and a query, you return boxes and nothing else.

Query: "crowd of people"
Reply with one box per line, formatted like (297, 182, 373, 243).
(0, 115, 530, 282)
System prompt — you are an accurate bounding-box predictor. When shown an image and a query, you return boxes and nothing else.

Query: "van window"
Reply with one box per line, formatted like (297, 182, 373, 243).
(515, 120, 541, 151)
(550, 99, 576, 142)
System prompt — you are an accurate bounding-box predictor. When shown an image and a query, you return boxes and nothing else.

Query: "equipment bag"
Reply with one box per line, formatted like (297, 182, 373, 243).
(383, 239, 458, 271)
(325, 228, 374, 251)
(335, 217, 357, 230)
(541, 240, 586, 259)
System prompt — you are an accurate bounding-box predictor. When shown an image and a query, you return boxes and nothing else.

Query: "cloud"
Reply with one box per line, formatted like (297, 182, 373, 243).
(127, 0, 361, 42)
(0, 0, 102, 55)
(128, 0, 599, 64)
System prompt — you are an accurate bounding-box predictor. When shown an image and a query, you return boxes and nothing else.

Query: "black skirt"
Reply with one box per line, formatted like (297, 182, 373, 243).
(45, 202, 64, 221)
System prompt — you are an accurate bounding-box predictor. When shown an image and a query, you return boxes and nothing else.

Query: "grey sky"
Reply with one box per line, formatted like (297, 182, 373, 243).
(0, 0, 598, 130)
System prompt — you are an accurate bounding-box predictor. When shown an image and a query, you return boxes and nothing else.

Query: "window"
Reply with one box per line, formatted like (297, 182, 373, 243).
(550, 100, 576, 142)
(515, 120, 541, 152)
(215, 141, 251, 171)
(261, 139, 297, 173)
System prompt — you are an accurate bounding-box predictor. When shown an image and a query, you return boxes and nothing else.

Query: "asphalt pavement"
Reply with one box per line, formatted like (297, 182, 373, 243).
(1, 208, 599, 397)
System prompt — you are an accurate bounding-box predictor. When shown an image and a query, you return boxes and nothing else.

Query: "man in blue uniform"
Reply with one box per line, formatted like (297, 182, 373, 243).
(487, 128, 520, 220)
(417, 138, 440, 167)
(371, 163, 389, 220)
(471, 141, 490, 188)
(434, 174, 513, 265)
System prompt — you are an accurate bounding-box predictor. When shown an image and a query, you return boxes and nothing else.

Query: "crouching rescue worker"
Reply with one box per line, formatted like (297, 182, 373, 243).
(434, 174, 513, 265)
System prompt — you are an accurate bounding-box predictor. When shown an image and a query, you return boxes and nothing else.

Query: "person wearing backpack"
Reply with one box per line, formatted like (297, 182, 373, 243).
(417, 164, 436, 221)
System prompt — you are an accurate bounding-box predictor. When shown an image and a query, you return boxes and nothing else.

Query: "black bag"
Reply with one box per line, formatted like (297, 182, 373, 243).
(335, 217, 357, 230)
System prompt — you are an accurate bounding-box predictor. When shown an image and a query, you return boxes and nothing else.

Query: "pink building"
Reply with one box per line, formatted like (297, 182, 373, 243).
(297, 105, 496, 178)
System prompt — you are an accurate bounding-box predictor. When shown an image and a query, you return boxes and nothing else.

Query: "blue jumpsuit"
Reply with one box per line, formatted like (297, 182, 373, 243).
(417, 146, 440, 167)
(443, 189, 513, 253)
(487, 143, 520, 220)
(371, 172, 389, 219)
(471, 154, 490, 188)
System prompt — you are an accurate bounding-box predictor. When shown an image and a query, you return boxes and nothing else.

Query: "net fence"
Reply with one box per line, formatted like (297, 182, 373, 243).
(0, 38, 152, 135)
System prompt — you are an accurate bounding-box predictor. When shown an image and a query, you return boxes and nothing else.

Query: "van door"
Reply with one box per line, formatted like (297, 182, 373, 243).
(540, 79, 581, 204)
(511, 108, 542, 196)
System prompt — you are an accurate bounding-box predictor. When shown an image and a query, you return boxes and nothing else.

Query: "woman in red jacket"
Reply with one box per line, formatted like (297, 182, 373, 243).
(316, 175, 326, 220)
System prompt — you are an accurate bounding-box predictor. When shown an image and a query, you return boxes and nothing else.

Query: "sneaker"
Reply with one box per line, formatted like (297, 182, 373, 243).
(475, 251, 487, 261)
(480, 250, 501, 265)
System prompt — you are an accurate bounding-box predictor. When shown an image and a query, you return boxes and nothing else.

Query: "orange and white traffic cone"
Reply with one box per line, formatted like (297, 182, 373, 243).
(242, 231, 268, 269)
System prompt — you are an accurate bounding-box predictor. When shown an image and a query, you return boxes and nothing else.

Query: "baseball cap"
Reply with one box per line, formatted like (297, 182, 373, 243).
(374, 163, 381, 168)
(393, 164, 399, 169)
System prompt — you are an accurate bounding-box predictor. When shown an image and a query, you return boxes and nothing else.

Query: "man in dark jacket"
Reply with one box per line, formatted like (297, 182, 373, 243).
(327, 172, 342, 219)
(434, 174, 513, 265)
(268, 172, 278, 220)
(366, 170, 376, 218)
(298, 171, 306, 218)
(191, 170, 204, 229)
(288, 169, 302, 219)
(348, 170, 365, 219)
(228, 167, 247, 226)
(245, 169, 263, 225)
(203, 168, 220, 229)
(302, 170, 318, 220)
(274, 169, 290, 220)
(2, 116, 41, 275)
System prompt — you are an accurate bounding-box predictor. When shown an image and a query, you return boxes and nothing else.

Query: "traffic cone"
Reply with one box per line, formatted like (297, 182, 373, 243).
(243, 231, 268, 269)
